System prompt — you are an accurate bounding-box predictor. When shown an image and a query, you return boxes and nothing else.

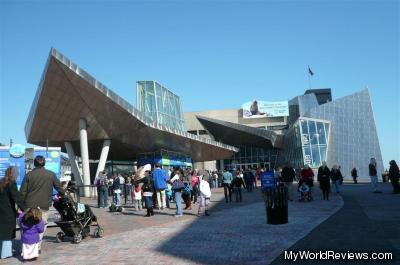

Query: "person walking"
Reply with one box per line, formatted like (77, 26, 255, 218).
(244, 168, 254, 193)
(221, 170, 233, 203)
(112, 174, 122, 206)
(0, 166, 25, 259)
(317, 162, 331, 200)
(231, 174, 245, 202)
(190, 171, 200, 204)
(152, 163, 169, 210)
(95, 171, 109, 208)
(330, 165, 343, 194)
(18, 208, 44, 261)
(198, 176, 211, 216)
(388, 160, 400, 194)
(20, 155, 64, 253)
(142, 172, 154, 217)
(171, 171, 185, 217)
(281, 164, 295, 201)
(369, 158, 381, 193)
(132, 184, 142, 211)
(351, 168, 358, 184)
(300, 165, 314, 200)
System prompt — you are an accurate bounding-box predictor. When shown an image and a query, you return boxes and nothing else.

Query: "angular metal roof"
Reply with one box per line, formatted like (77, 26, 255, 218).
(25, 48, 237, 161)
(196, 116, 284, 149)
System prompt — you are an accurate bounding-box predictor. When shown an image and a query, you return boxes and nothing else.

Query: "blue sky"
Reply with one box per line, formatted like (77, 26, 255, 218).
(0, 0, 399, 167)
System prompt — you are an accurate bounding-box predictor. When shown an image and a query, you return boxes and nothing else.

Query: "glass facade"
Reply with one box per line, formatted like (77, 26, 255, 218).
(136, 81, 186, 131)
(304, 89, 384, 180)
(222, 145, 279, 171)
(285, 118, 330, 169)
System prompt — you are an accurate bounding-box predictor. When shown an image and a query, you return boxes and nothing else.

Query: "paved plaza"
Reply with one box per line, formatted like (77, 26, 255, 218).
(2, 184, 344, 265)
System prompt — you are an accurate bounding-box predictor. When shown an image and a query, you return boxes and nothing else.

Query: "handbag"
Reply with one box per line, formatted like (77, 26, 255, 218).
(172, 179, 184, 190)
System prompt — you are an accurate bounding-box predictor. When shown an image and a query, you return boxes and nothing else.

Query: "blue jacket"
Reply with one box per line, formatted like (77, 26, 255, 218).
(153, 168, 168, 190)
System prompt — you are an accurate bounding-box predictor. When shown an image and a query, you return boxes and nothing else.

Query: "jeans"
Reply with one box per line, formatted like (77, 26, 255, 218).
(133, 199, 142, 210)
(198, 195, 210, 215)
(97, 186, 108, 207)
(233, 187, 242, 202)
(156, 189, 166, 209)
(213, 180, 218, 188)
(223, 183, 232, 202)
(246, 182, 253, 192)
(126, 185, 132, 201)
(143, 196, 153, 209)
(114, 192, 121, 206)
(0, 240, 12, 259)
(175, 191, 183, 216)
(370, 176, 378, 192)
(166, 193, 171, 208)
(333, 180, 341, 193)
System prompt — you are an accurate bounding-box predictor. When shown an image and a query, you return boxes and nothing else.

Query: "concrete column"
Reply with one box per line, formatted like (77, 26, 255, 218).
(219, 160, 224, 171)
(64, 142, 83, 185)
(79, 119, 91, 197)
(95, 139, 111, 181)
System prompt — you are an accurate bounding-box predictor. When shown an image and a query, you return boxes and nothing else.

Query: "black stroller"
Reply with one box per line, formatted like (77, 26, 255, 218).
(53, 188, 104, 243)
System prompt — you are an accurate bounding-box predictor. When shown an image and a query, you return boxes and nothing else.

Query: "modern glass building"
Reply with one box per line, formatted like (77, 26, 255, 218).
(136, 81, 186, 132)
(185, 88, 384, 180)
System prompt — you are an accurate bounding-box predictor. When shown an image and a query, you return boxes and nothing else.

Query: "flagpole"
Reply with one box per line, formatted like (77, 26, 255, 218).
(308, 73, 311, 90)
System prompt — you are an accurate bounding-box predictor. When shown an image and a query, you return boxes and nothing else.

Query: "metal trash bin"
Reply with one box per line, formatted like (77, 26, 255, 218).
(264, 185, 288, 225)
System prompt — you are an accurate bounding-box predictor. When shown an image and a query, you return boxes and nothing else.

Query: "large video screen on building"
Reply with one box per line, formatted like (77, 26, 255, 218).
(242, 100, 289, 118)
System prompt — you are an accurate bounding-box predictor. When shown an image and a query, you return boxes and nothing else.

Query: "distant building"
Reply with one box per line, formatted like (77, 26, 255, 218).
(185, 89, 383, 180)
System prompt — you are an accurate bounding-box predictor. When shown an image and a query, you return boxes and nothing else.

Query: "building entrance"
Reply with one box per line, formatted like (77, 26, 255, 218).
(236, 162, 270, 171)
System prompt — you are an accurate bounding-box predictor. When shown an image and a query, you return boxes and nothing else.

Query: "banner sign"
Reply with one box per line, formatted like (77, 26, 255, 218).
(0, 146, 61, 190)
(0, 145, 26, 188)
(242, 100, 289, 118)
(261, 171, 275, 192)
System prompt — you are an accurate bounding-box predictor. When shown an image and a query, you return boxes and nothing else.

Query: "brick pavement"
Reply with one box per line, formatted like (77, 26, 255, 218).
(2, 185, 342, 265)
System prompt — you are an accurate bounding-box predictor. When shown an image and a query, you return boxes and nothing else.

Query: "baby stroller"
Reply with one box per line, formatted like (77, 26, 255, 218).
(53, 188, 104, 243)
(298, 182, 312, 202)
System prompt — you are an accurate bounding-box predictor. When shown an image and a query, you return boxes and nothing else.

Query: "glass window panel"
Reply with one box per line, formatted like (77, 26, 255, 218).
(320, 146, 327, 163)
(317, 122, 326, 145)
(308, 120, 318, 145)
(303, 146, 312, 166)
(324, 123, 330, 141)
(311, 146, 320, 167)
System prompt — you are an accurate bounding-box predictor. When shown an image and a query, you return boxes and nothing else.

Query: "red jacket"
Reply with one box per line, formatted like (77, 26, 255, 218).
(301, 168, 314, 182)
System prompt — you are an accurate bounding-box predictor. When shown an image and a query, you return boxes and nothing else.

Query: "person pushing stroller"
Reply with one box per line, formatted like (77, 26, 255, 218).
(298, 165, 314, 201)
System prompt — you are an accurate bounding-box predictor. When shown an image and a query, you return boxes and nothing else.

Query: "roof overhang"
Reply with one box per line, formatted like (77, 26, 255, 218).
(25, 48, 237, 162)
(196, 116, 284, 149)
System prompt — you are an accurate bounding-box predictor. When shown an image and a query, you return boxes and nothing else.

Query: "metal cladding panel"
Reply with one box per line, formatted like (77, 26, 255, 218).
(24, 48, 237, 162)
(304, 89, 384, 180)
(196, 115, 284, 149)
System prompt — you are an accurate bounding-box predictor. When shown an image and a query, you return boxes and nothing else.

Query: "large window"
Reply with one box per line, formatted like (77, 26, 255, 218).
(298, 118, 330, 168)
(137, 81, 186, 131)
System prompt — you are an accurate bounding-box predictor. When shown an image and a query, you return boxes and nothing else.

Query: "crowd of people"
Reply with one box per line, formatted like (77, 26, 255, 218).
(1, 155, 399, 261)
(95, 163, 213, 218)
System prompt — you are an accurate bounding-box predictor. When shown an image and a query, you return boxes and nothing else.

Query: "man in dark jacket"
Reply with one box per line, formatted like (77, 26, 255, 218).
(281, 163, 295, 201)
(20, 155, 64, 251)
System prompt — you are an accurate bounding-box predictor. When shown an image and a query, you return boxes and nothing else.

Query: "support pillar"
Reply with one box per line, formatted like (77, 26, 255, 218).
(64, 142, 83, 186)
(79, 118, 91, 197)
(95, 139, 111, 180)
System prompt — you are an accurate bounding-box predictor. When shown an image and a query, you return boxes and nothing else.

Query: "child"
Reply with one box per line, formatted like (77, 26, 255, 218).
(142, 176, 154, 217)
(132, 184, 142, 211)
(18, 208, 45, 260)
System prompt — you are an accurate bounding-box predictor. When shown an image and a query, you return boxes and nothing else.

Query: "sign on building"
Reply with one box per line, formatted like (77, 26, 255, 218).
(242, 100, 289, 118)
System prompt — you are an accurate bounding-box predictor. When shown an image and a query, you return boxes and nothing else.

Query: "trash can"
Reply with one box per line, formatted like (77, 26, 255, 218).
(264, 185, 288, 225)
